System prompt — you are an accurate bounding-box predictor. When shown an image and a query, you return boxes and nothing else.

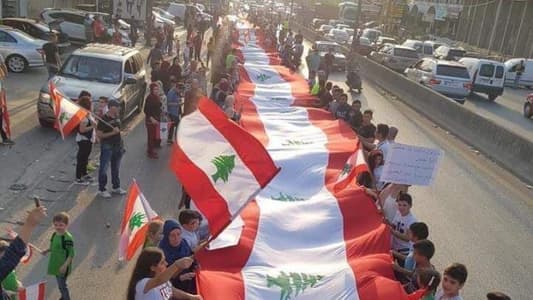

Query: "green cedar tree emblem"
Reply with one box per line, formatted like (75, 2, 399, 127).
(129, 212, 146, 231)
(271, 192, 304, 202)
(256, 73, 271, 82)
(341, 163, 352, 176)
(282, 140, 312, 146)
(59, 112, 70, 125)
(211, 154, 236, 183)
(266, 271, 324, 300)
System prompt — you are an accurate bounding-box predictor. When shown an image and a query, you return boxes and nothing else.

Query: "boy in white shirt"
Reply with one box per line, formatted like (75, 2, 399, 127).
(435, 263, 468, 300)
(385, 192, 417, 255)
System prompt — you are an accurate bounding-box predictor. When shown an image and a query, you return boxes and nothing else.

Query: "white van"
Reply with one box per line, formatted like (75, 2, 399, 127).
(504, 58, 533, 88)
(459, 57, 505, 101)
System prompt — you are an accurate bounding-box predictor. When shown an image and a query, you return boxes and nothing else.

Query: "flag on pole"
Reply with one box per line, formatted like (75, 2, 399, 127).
(170, 97, 279, 238)
(49, 82, 89, 139)
(0, 88, 11, 139)
(118, 180, 159, 261)
(18, 281, 46, 300)
(333, 147, 368, 192)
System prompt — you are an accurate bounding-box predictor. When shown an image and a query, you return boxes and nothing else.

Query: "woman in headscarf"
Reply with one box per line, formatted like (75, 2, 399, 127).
(158, 220, 196, 294)
(144, 83, 162, 159)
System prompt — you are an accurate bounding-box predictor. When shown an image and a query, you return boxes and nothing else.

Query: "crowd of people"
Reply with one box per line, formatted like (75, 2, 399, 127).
(0, 10, 515, 300)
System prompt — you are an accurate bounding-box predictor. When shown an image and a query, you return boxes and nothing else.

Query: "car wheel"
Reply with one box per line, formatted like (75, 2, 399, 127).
(488, 94, 497, 102)
(524, 102, 532, 118)
(6, 55, 27, 73)
(38, 118, 54, 128)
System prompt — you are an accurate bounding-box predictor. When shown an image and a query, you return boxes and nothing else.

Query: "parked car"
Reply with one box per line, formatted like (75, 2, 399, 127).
(37, 44, 146, 127)
(459, 57, 505, 101)
(313, 41, 346, 71)
(369, 43, 395, 63)
(351, 35, 373, 56)
(335, 24, 351, 30)
(0, 18, 70, 51)
(370, 45, 419, 72)
(504, 58, 533, 88)
(153, 7, 175, 21)
(405, 58, 472, 103)
(152, 10, 176, 29)
(402, 39, 424, 54)
(422, 40, 446, 57)
(166, 3, 204, 23)
(325, 28, 350, 44)
(434, 45, 466, 61)
(40, 8, 131, 46)
(343, 28, 354, 38)
(0, 25, 46, 73)
(524, 93, 533, 118)
(317, 24, 333, 35)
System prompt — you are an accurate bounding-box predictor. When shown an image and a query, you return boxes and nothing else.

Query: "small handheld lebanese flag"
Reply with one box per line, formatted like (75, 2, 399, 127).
(0, 89, 11, 139)
(118, 180, 159, 261)
(333, 146, 368, 192)
(170, 97, 279, 238)
(49, 82, 89, 139)
(18, 281, 46, 300)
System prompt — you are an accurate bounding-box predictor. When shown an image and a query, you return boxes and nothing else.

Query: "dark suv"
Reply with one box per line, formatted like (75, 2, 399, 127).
(37, 43, 146, 127)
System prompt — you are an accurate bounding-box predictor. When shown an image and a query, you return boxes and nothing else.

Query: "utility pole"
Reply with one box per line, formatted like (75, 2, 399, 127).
(350, 0, 363, 51)
(512, 1, 528, 57)
(498, 0, 513, 56)
(487, 0, 502, 55)
(476, 0, 489, 48)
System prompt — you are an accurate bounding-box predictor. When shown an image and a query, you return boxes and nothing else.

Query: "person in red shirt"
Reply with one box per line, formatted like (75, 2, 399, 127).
(144, 83, 162, 159)
(92, 16, 106, 43)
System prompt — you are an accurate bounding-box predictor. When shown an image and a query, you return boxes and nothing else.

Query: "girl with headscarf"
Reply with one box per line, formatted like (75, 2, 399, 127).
(144, 83, 162, 159)
(158, 220, 196, 294)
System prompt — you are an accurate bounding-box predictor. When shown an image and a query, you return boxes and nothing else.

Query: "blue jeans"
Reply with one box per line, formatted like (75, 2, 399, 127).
(98, 143, 123, 191)
(56, 275, 71, 300)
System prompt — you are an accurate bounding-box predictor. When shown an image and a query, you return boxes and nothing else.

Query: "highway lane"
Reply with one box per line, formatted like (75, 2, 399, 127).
(6, 36, 533, 300)
(301, 40, 533, 299)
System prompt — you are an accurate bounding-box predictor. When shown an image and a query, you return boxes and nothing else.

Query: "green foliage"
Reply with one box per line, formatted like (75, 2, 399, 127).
(266, 271, 324, 300)
(270, 192, 305, 202)
(211, 154, 236, 183)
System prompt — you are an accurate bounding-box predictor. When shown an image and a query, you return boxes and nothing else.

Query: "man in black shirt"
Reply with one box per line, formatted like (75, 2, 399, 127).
(358, 109, 377, 147)
(323, 48, 335, 80)
(96, 100, 126, 198)
(348, 99, 363, 130)
(42, 34, 61, 79)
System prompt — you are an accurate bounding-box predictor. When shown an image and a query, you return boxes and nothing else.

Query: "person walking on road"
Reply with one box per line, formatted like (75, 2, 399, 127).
(514, 60, 525, 88)
(144, 83, 162, 159)
(42, 33, 61, 79)
(323, 47, 335, 80)
(129, 16, 138, 47)
(96, 100, 126, 198)
(166, 78, 182, 144)
(193, 31, 203, 62)
(147, 43, 164, 70)
(206, 37, 214, 67)
(75, 96, 95, 184)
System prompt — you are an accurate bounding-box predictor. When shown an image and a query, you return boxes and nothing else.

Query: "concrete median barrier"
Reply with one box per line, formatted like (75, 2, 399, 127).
(291, 22, 533, 185)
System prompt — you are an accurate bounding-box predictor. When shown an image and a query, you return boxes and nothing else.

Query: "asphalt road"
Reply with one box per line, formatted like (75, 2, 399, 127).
(0, 34, 531, 300)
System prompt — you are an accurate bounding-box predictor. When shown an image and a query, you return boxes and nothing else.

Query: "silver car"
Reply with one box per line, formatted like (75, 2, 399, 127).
(370, 45, 420, 72)
(0, 25, 46, 73)
(37, 43, 147, 127)
(405, 58, 472, 103)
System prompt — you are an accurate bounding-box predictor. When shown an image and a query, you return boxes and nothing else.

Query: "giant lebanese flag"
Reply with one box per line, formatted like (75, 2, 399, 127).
(118, 180, 159, 261)
(0, 88, 11, 139)
(170, 97, 279, 238)
(193, 22, 417, 300)
(49, 82, 89, 139)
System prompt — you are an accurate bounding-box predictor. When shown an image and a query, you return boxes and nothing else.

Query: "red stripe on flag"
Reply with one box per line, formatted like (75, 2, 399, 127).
(38, 282, 45, 300)
(120, 182, 140, 234)
(197, 97, 279, 188)
(19, 289, 26, 300)
(169, 144, 232, 237)
(126, 224, 149, 260)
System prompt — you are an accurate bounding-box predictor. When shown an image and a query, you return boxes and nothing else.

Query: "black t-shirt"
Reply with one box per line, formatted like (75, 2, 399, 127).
(97, 114, 122, 145)
(358, 123, 376, 139)
(348, 110, 363, 129)
(43, 42, 58, 65)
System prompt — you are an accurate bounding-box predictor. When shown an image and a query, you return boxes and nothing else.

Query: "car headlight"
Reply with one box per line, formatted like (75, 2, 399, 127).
(39, 92, 51, 104)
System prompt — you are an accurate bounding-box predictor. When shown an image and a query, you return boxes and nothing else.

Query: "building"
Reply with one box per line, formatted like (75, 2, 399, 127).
(456, 0, 533, 58)
(1, 0, 109, 19)
(406, 0, 464, 37)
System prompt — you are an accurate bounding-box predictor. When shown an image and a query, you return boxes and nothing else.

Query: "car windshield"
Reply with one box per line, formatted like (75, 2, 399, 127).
(394, 48, 419, 58)
(60, 55, 122, 84)
(436, 65, 470, 78)
(317, 44, 341, 53)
